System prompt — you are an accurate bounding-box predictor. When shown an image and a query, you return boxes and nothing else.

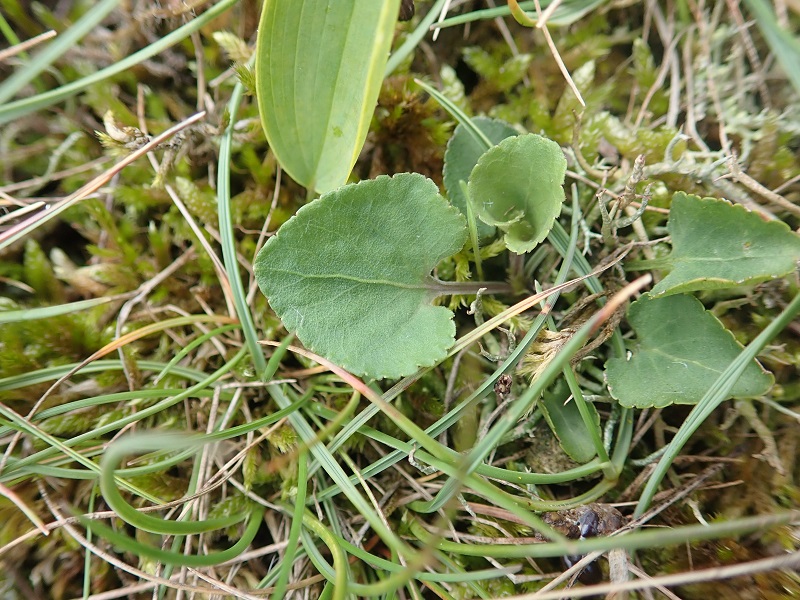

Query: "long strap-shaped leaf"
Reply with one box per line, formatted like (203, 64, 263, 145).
(256, 0, 400, 193)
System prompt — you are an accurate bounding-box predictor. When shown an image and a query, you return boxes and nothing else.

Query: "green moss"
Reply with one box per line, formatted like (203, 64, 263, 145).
(267, 425, 299, 454)
(174, 176, 218, 224)
(23, 239, 64, 302)
(462, 46, 533, 93)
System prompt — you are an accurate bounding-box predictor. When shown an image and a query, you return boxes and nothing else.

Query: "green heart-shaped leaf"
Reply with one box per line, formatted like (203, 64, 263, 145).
(649, 193, 800, 297)
(255, 0, 399, 193)
(254, 173, 467, 379)
(604, 294, 773, 408)
(443, 117, 519, 239)
(468, 133, 567, 254)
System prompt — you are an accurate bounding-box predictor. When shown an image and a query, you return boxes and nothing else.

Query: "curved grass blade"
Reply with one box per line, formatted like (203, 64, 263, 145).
(77, 502, 265, 567)
(99, 434, 248, 535)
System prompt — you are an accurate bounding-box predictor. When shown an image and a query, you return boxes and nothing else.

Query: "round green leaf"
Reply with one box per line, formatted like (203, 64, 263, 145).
(604, 294, 774, 408)
(254, 173, 467, 379)
(443, 117, 519, 239)
(467, 133, 566, 254)
(650, 193, 800, 296)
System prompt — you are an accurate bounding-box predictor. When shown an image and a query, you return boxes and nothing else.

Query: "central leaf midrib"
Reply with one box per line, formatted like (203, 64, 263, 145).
(270, 268, 433, 291)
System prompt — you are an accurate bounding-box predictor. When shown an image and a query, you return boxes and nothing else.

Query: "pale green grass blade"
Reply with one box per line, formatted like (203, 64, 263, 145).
(409, 509, 798, 558)
(434, 0, 607, 30)
(269, 452, 308, 600)
(0, 294, 134, 324)
(77, 502, 266, 567)
(414, 79, 494, 148)
(744, 0, 800, 94)
(0, 350, 247, 480)
(99, 434, 248, 535)
(386, 0, 449, 76)
(0, 0, 119, 104)
(217, 60, 268, 378)
(0, 360, 208, 391)
(0, 0, 238, 125)
(299, 513, 349, 600)
(82, 486, 98, 598)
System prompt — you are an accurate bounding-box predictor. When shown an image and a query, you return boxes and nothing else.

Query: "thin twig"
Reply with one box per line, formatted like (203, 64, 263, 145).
(0, 30, 57, 62)
(533, 0, 585, 107)
(0, 111, 207, 251)
(727, 153, 800, 217)
(512, 549, 800, 600)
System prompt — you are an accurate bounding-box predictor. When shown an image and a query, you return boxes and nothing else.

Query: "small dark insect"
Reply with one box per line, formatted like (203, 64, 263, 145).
(398, 0, 415, 21)
(578, 507, 601, 538)
(564, 510, 603, 584)
(561, 504, 625, 585)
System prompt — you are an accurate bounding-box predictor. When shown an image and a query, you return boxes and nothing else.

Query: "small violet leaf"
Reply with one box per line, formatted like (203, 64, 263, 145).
(604, 294, 773, 408)
(468, 133, 567, 254)
(443, 117, 519, 239)
(254, 173, 467, 379)
(650, 192, 800, 297)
